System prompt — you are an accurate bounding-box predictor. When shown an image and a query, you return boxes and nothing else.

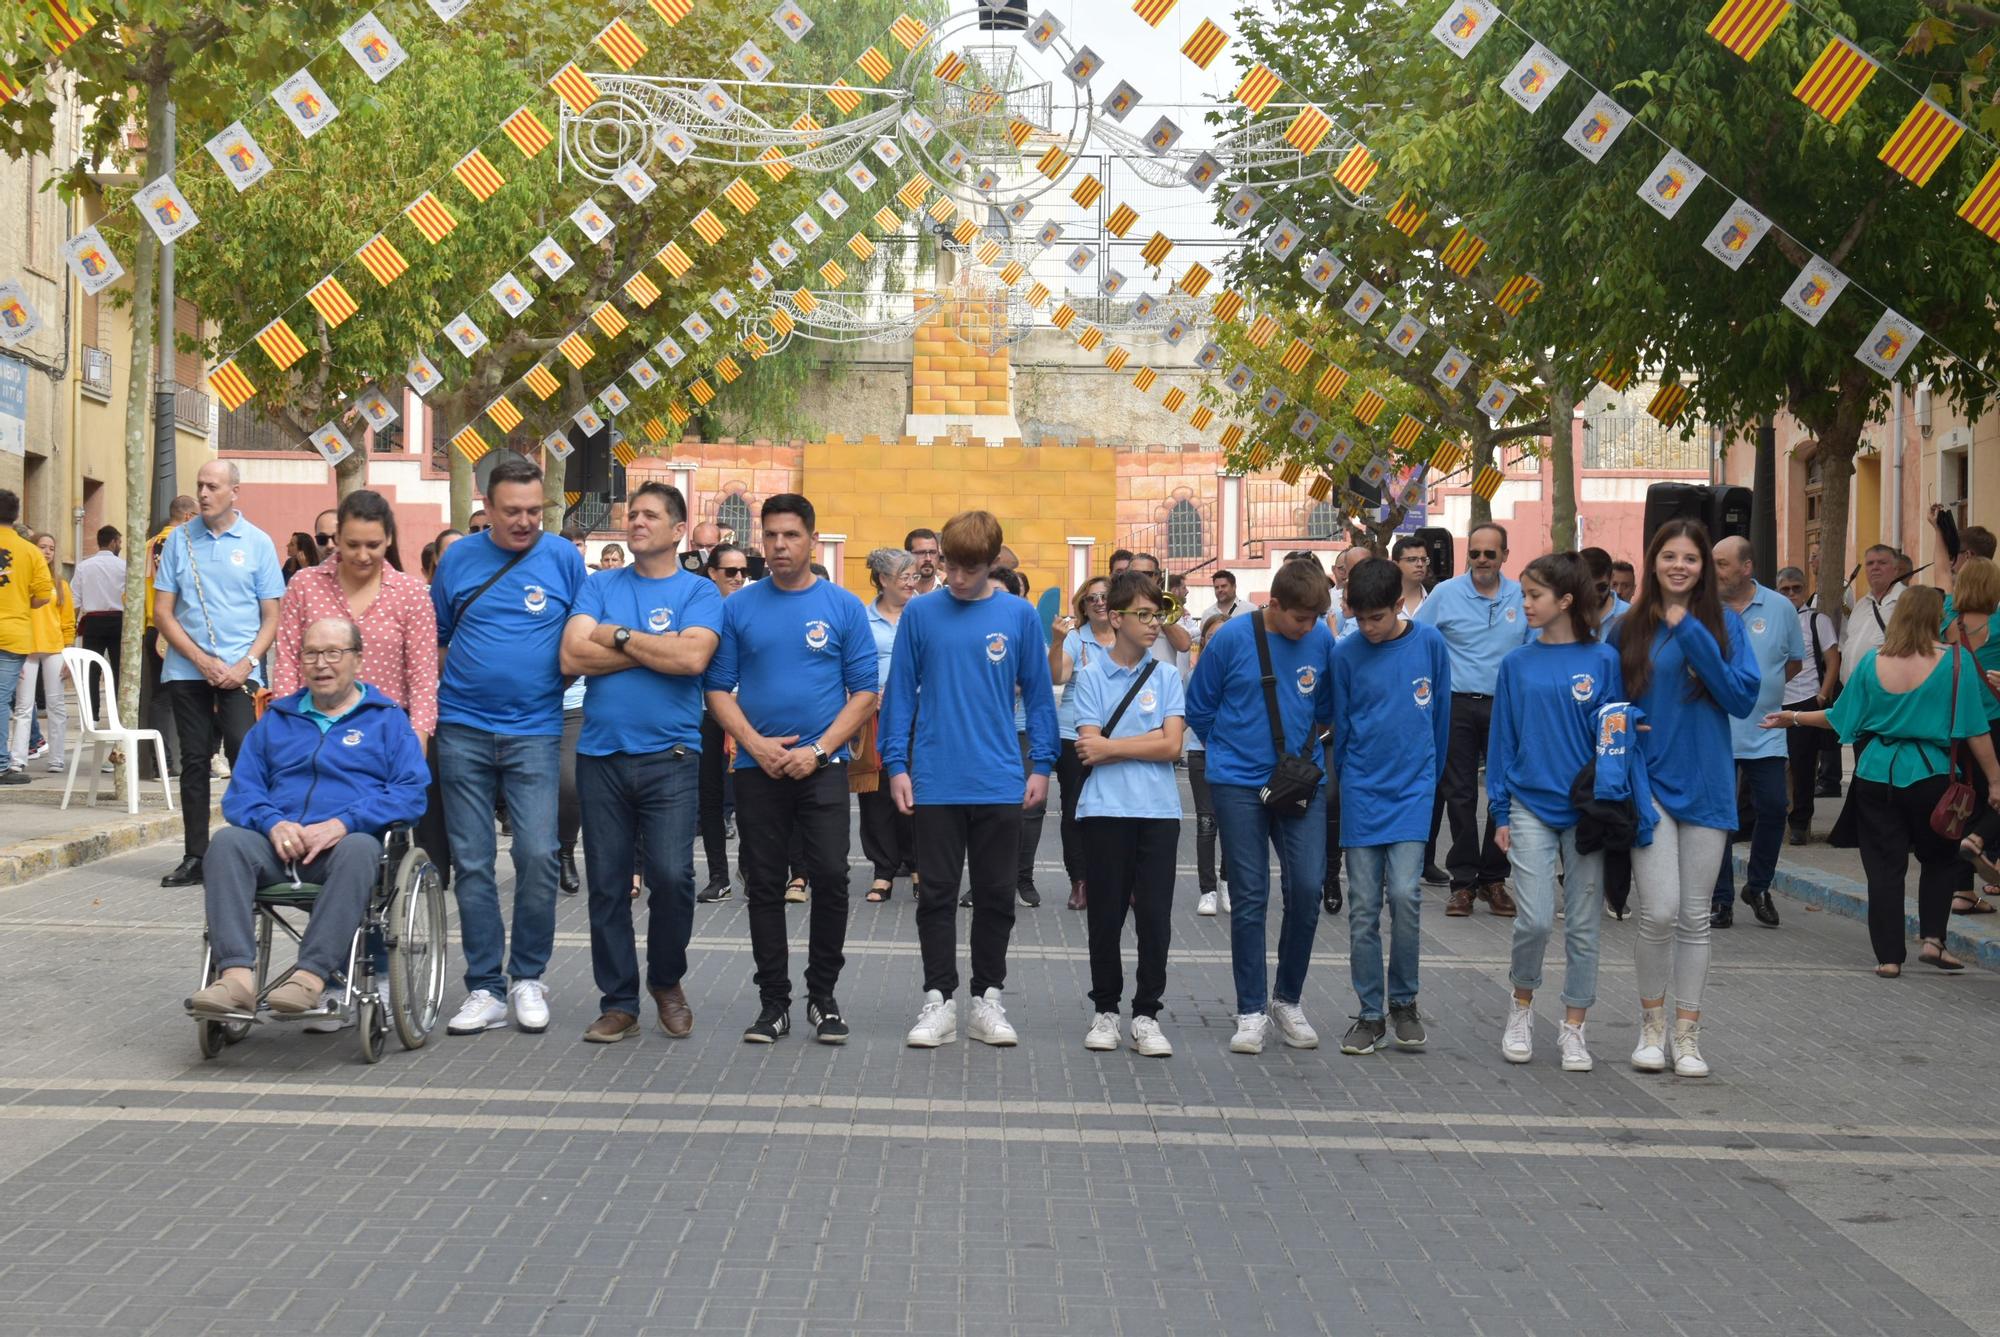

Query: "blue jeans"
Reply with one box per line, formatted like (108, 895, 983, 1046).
(1344, 841, 1423, 1020)
(1506, 806, 1604, 1010)
(1714, 756, 1787, 906)
(578, 747, 699, 1017)
(437, 722, 561, 998)
(1212, 783, 1325, 1015)
(0, 651, 21, 770)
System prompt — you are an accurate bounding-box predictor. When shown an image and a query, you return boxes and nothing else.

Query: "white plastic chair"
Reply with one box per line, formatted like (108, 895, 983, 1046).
(59, 647, 174, 815)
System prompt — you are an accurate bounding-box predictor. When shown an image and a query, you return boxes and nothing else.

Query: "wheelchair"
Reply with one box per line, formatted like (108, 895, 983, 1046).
(187, 825, 449, 1064)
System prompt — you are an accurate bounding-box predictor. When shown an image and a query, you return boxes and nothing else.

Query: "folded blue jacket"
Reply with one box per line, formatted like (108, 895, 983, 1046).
(222, 686, 430, 838)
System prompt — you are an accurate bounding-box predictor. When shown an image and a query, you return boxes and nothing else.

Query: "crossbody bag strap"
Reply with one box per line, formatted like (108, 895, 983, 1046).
(1806, 609, 1825, 681)
(1251, 610, 1300, 761)
(1099, 659, 1158, 738)
(1948, 643, 1964, 780)
(447, 544, 534, 640)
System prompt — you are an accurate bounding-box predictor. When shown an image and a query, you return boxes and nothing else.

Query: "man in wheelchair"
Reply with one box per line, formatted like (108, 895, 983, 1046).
(188, 617, 429, 1017)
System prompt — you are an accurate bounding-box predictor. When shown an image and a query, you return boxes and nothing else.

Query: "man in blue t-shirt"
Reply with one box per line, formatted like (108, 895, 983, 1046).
(1711, 537, 1804, 929)
(1185, 559, 1338, 1057)
(560, 481, 722, 1045)
(431, 457, 587, 1038)
(705, 494, 878, 1046)
(881, 510, 1058, 1050)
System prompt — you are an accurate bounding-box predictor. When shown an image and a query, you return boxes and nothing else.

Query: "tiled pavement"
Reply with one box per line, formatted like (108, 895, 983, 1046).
(2, 802, 1999, 1337)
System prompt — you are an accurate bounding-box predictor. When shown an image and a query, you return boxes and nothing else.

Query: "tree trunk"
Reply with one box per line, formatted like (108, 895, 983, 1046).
(543, 446, 566, 534)
(1799, 367, 1874, 622)
(1468, 421, 1496, 529)
(334, 448, 366, 502)
(1544, 365, 1577, 551)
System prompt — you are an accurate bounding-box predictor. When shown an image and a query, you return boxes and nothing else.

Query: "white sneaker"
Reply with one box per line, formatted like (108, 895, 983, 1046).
(25, 742, 47, 761)
(509, 979, 550, 1033)
(1229, 1012, 1269, 1054)
(1501, 1000, 1534, 1064)
(1130, 1015, 1172, 1057)
(1197, 891, 1217, 917)
(1219, 886, 1231, 914)
(1631, 1006, 1668, 1072)
(967, 987, 1018, 1046)
(1271, 1001, 1319, 1049)
(1672, 1018, 1710, 1078)
(447, 989, 509, 1035)
(905, 989, 956, 1047)
(212, 752, 230, 778)
(302, 987, 354, 1034)
(45, 758, 64, 774)
(1558, 1021, 1593, 1072)
(1083, 1011, 1120, 1051)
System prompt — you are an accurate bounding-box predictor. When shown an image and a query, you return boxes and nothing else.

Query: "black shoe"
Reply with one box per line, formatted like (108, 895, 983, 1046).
(559, 853, 580, 895)
(1788, 828, 1811, 847)
(1745, 890, 1781, 928)
(1388, 1002, 1427, 1050)
(1322, 880, 1343, 916)
(958, 889, 973, 908)
(161, 855, 204, 887)
(697, 875, 733, 903)
(1339, 1017, 1386, 1055)
(1711, 903, 1734, 929)
(1421, 863, 1449, 887)
(1018, 884, 1041, 908)
(0, 768, 27, 786)
(743, 1004, 790, 1044)
(808, 997, 849, 1045)
(1815, 783, 1841, 798)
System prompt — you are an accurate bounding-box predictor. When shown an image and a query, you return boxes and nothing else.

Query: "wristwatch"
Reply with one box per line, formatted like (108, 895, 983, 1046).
(811, 743, 829, 769)
(612, 626, 633, 651)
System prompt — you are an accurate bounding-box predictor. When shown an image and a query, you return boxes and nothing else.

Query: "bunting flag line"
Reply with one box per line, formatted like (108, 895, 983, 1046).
(1284, 106, 1333, 155)
(691, 209, 727, 245)
(1960, 160, 2000, 242)
(1236, 64, 1281, 114)
(889, 13, 927, 50)
(305, 275, 358, 328)
(1429, 441, 1467, 476)
(1334, 145, 1378, 194)
(405, 192, 457, 244)
(1439, 228, 1487, 275)
(1315, 364, 1351, 400)
(1181, 19, 1229, 69)
(856, 46, 892, 81)
(1470, 465, 1504, 501)
(590, 302, 628, 338)
(595, 18, 647, 70)
(524, 364, 561, 400)
(1279, 338, 1313, 374)
(825, 79, 861, 114)
(558, 331, 595, 368)
(548, 63, 598, 115)
(657, 242, 692, 278)
(1705, 0, 1791, 61)
(356, 233, 407, 287)
(1133, 0, 1178, 25)
(43, 1, 96, 56)
(1494, 273, 1542, 317)
(209, 359, 257, 412)
(1190, 406, 1215, 431)
(1647, 382, 1690, 425)
(723, 177, 760, 214)
(1072, 175, 1104, 208)
(1105, 203, 1139, 237)
(1593, 355, 1635, 392)
(650, 0, 692, 24)
(1385, 194, 1427, 236)
(501, 105, 553, 158)
(1390, 415, 1423, 451)
(1792, 36, 1876, 124)
(452, 424, 491, 463)
(624, 272, 661, 307)
(452, 149, 505, 203)
(485, 396, 523, 432)
(1879, 97, 1964, 187)
(256, 318, 308, 370)
(1353, 389, 1386, 425)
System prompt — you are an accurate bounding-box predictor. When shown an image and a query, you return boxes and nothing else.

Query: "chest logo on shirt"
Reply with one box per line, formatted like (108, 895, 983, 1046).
(1138, 689, 1158, 713)
(648, 606, 673, 633)
(1504, 606, 1518, 622)
(986, 632, 1009, 664)
(229, 548, 245, 567)
(1413, 676, 1433, 709)
(1750, 617, 1767, 635)
(522, 584, 548, 614)
(804, 619, 830, 652)
(1570, 673, 1595, 703)
(1295, 666, 1317, 696)
(340, 729, 363, 747)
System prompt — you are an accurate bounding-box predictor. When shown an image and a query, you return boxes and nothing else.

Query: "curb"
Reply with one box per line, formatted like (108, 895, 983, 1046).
(1742, 853, 2000, 973)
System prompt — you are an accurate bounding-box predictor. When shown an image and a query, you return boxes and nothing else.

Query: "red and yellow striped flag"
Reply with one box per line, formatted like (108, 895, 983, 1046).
(356, 233, 407, 287)
(848, 232, 876, 262)
(1594, 355, 1634, 392)
(1181, 19, 1228, 69)
(1957, 158, 2000, 242)
(453, 149, 505, 203)
(1334, 144, 1378, 194)
(1470, 465, 1503, 501)
(820, 258, 849, 286)
(1306, 473, 1330, 500)
(1494, 273, 1542, 317)
(612, 441, 637, 468)
(1793, 37, 1877, 124)
(1133, 367, 1159, 392)
(741, 331, 768, 359)
(1705, 0, 1791, 61)
(209, 359, 256, 412)
(0, 71, 24, 104)
(1004, 117, 1034, 147)
(649, 0, 692, 23)
(1390, 415, 1423, 452)
(656, 242, 692, 278)
(1072, 176, 1104, 209)
(1036, 145, 1072, 179)
(1077, 326, 1104, 352)
(486, 397, 522, 432)
(1246, 314, 1279, 348)
(874, 205, 903, 232)
(1105, 203, 1139, 237)
(590, 303, 628, 338)
(1280, 339, 1313, 375)
(1140, 233, 1174, 267)
(1429, 440, 1466, 476)
(255, 318, 308, 371)
(1385, 193, 1427, 235)
(976, 238, 1002, 265)
(1439, 228, 1487, 276)
(558, 332, 594, 368)
(998, 260, 1026, 286)
(524, 364, 561, 401)
(889, 14, 927, 50)
(1049, 302, 1077, 331)
(1211, 290, 1245, 323)
(643, 417, 668, 444)
(596, 18, 646, 70)
(624, 272, 661, 308)
(667, 401, 691, 428)
(723, 177, 759, 214)
(759, 147, 794, 181)
(1879, 97, 1964, 187)
(565, 492, 581, 507)
(826, 79, 861, 114)
(1315, 364, 1350, 400)
(1024, 281, 1050, 307)
(405, 192, 457, 244)
(1189, 406, 1215, 431)
(1220, 423, 1246, 452)
(790, 288, 818, 315)
(1177, 263, 1212, 297)
(934, 50, 967, 83)
(1647, 383, 1691, 425)
(1105, 347, 1130, 372)
(898, 174, 932, 209)
(927, 195, 956, 224)
(689, 377, 715, 405)
(1133, 0, 1178, 25)
(857, 46, 892, 81)
(1352, 389, 1386, 425)
(305, 275, 358, 328)
(952, 218, 979, 245)
(793, 112, 824, 145)
(1236, 64, 1281, 114)
(691, 209, 726, 245)
(548, 64, 599, 115)
(43, 1, 95, 56)
(1163, 386, 1188, 413)
(770, 307, 796, 337)
(1285, 106, 1333, 155)
(501, 106, 552, 158)
(452, 425, 490, 463)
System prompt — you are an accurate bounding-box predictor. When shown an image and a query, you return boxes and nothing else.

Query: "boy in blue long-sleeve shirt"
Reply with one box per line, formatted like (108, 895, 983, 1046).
(1328, 559, 1452, 1056)
(880, 511, 1057, 1049)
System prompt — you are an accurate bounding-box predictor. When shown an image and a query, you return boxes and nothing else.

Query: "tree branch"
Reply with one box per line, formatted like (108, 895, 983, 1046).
(1921, 0, 2000, 30)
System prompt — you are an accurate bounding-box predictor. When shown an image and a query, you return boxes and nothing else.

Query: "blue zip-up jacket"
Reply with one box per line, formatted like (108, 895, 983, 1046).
(1486, 639, 1625, 830)
(222, 686, 431, 838)
(1609, 611, 1761, 830)
(1592, 700, 1657, 846)
(1185, 611, 1336, 788)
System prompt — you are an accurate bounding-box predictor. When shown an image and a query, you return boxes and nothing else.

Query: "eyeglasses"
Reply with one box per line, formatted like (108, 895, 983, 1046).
(1114, 608, 1163, 624)
(1468, 548, 1501, 560)
(315, 533, 335, 547)
(470, 523, 490, 533)
(715, 566, 749, 579)
(1083, 593, 1108, 605)
(300, 648, 356, 664)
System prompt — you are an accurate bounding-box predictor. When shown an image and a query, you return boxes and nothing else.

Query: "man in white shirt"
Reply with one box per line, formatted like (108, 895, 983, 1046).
(73, 524, 126, 723)
(1837, 544, 1901, 682)
(1776, 566, 1839, 844)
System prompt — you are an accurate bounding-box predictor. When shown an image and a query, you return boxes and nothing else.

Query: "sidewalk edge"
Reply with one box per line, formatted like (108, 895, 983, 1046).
(1744, 854, 2000, 973)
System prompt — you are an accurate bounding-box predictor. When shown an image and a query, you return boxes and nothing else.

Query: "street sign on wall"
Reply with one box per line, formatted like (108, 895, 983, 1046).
(0, 354, 27, 457)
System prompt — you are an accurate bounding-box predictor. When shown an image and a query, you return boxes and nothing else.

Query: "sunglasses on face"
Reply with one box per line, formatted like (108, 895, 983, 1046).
(715, 566, 749, 579)
(471, 523, 490, 533)
(315, 532, 335, 547)
(1083, 593, 1108, 605)
(1468, 548, 1500, 560)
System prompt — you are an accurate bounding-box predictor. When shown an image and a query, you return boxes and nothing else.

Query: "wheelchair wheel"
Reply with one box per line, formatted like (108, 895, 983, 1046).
(197, 1018, 226, 1060)
(387, 845, 447, 1050)
(357, 991, 386, 1064)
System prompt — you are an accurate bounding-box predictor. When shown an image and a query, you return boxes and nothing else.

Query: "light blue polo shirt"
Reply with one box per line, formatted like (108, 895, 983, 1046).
(865, 598, 899, 692)
(1729, 582, 1807, 760)
(1409, 572, 1527, 695)
(1059, 627, 1114, 740)
(153, 513, 285, 684)
(1072, 653, 1186, 820)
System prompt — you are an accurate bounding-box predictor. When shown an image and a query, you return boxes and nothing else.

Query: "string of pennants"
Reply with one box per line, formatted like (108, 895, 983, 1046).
(0, 2, 99, 105)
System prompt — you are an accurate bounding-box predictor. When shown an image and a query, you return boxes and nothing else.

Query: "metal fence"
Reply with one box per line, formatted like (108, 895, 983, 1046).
(1580, 414, 1710, 472)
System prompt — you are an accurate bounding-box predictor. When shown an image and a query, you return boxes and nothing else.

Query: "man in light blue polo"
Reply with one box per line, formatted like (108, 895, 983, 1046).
(1411, 522, 1527, 918)
(1711, 536, 1803, 929)
(151, 460, 284, 889)
(433, 456, 588, 1038)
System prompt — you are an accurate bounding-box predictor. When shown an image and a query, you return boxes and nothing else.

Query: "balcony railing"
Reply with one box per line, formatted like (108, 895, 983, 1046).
(1580, 415, 1710, 472)
(80, 346, 112, 401)
(171, 382, 212, 434)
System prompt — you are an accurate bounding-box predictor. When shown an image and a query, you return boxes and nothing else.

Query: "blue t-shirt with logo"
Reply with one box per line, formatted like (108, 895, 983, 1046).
(1073, 654, 1186, 820)
(573, 565, 723, 756)
(1328, 622, 1453, 844)
(432, 532, 587, 736)
(153, 514, 285, 684)
(1184, 612, 1337, 789)
(705, 576, 879, 769)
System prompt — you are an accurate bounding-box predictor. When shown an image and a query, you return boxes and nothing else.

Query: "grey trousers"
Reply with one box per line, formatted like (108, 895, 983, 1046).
(205, 825, 381, 981)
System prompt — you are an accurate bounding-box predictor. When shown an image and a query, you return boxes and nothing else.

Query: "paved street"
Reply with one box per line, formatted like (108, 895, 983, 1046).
(2, 806, 1998, 1337)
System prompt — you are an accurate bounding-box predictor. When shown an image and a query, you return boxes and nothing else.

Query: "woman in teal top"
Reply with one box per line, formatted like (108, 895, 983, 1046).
(1939, 557, 2000, 912)
(1769, 585, 2000, 974)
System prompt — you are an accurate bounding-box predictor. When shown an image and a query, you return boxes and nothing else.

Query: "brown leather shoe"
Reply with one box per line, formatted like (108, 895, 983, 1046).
(1067, 878, 1087, 911)
(583, 1010, 639, 1044)
(1484, 882, 1517, 917)
(651, 983, 693, 1037)
(1445, 886, 1475, 917)
(187, 973, 256, 1016)
(266, 974, 325, 1014)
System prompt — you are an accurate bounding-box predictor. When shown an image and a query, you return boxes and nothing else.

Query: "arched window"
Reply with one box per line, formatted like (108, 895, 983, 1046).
(1306, 500, 1340, 541)
(1165, 498, 1202, 560)
(717, 492, 752, 544)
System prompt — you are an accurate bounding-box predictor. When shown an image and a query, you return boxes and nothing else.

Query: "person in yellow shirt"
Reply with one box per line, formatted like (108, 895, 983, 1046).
(0, 490, 54, 784)
(9, 531, 74, 775)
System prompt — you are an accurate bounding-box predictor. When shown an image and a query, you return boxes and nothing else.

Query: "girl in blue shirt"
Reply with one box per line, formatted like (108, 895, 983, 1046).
(1609, 519, 1761, 1079)
(1488, 553, 1624, 1073)
(1072, 571, 1185, 1058)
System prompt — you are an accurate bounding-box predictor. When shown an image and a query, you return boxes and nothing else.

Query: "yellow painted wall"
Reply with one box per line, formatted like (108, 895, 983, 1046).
(805, 435, 1116, 600)
(1853, 454, 1881, 556)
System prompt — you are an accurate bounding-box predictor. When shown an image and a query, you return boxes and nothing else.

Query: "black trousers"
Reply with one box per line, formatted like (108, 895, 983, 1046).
(1053, 739, 1087, 884)
(698, 711, 731, 882)
(168, 680, 256, 857)
(416, 741, 452, 882)
(1186, 749, 1223, 894)
(1853, 775, 1957, 965)
(737, 764, 852, 1008)
(1784, 695, 1826, 834)
(1081, 816, 1178, 1016)
(914, 802, 1018, 998)
(140, 627, 178, 778)
(1441, 692, 1507, 887)
(1323, 740, 1343, 892)
(857, 785, 914, 880)
(77, 611, 121, 723)
(558, 707, 584, 858)
(1016, 733, 1048, 893)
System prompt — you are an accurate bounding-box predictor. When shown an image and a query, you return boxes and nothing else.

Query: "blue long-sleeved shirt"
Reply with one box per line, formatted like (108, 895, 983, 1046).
(1184, 612, 1336, 788)
(1328, 622, 1451, 844)
(1610, 610, 1761, 829)
(1486, 639, 1625, 830)
(879, 587, 1057, 804)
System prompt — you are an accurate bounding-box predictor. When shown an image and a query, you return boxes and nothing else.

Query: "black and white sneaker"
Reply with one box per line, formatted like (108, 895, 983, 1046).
(807, 998, 849, 1045)
(1339, 1017, 1386, 1055)
(1388, 1002, 1427, 1051)
(742, 1004, 790, 1044)
(958, 889, 973, 908)
(1017, 883, 1041, 908)
(697, 876, 733, 903)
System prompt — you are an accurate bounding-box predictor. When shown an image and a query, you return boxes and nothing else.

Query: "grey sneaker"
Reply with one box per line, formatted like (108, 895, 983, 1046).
(1339, 1017, 1386, 1055)
(1388, 1002, 1426, 1051)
